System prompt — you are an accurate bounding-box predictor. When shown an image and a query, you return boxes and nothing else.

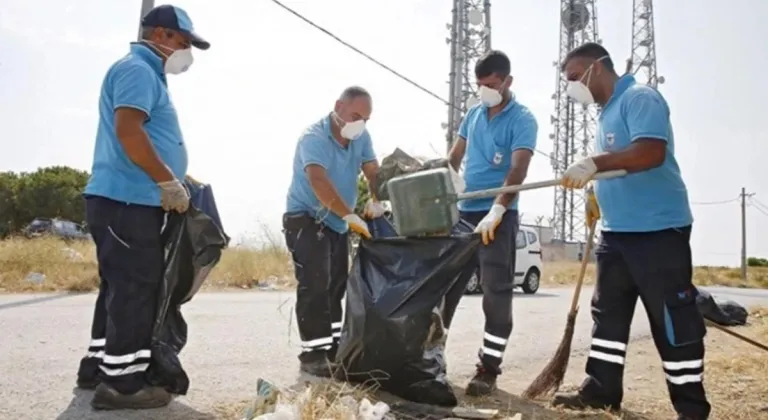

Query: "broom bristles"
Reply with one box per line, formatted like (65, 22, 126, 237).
(521, 311, 578, 400)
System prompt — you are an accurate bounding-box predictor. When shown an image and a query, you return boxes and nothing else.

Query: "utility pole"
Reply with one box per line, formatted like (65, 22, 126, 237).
(138, 0, 155, 41)
(740, 188, 755, 280)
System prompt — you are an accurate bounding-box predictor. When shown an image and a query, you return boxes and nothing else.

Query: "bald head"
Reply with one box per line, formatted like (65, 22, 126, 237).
(334, 85, 372, 124)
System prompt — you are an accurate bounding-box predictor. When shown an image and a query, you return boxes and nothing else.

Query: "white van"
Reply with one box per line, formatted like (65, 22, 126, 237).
(464, 225, 544, 295)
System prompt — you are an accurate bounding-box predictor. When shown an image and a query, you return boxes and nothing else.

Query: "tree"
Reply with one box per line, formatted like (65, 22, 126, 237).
(0, 166, 90, 237)
(355, 173, 370, 214)
(0, 172, 20, 237)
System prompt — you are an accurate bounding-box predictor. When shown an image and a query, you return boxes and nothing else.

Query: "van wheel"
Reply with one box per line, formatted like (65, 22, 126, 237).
(465, 271, 482, 294)
(521, 268, 540, 294)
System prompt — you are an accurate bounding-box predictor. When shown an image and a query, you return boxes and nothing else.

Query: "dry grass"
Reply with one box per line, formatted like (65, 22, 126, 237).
(0, 236, 766, 293)
(0, 236, 294, 293)
(213, 379, 384, 420)
(541, 260, 768, 289)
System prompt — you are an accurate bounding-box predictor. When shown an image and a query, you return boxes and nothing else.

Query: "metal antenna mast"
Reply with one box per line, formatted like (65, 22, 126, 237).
(550, 0, 600, 242)
(445, 0, 492, 152)
(626, 0, 664, 87)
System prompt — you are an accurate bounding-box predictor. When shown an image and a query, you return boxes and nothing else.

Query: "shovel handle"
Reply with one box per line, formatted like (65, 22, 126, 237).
(456, 170, 627, 201)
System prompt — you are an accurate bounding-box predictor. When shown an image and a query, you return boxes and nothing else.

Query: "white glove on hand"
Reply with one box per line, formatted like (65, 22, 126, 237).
(363, 199, 386, 219)
(562, 157, 598, 189)
(449, 166, 466, 193)
(158, 179, 190, 213)
(343, 213, 372, 239)
(474, 204, 506, 245)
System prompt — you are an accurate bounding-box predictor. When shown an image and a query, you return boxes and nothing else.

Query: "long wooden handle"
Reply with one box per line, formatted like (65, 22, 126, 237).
(456, 170, 627, 201)
(705, 319, 768, 352)
(568, 219, 598, 314)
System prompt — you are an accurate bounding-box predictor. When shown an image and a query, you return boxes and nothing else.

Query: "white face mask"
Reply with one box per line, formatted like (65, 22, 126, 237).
(566, 55, 609, 106)
(566, 81, 595, 105)
(165, 48, 194, 75)
(478, 85, 504, 107)
(150, 42, 194, 75)
(334, 112, 366, 140)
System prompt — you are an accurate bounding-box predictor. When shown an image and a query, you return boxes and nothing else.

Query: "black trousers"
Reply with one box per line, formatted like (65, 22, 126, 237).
(581, 226, 711, 419)
(77, 196, 166, 394)
(283, 212, 349, 362)
(459, 209, 518, 375)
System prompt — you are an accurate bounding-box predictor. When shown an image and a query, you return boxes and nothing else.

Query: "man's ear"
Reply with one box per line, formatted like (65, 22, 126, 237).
(333, 99, 342, 113)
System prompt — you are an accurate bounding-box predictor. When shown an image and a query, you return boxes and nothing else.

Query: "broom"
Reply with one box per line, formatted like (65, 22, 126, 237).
(522, 218, 598, 400)
(705, 319, 768, 352)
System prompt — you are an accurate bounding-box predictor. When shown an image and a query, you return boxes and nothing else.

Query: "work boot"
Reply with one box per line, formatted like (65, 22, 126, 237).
(76, 376, 100, 390)
(90, 383, 172, 410)
(465, 366, 497, 397)
(552, 392, 621, 412)
(299, 351, 335, 378)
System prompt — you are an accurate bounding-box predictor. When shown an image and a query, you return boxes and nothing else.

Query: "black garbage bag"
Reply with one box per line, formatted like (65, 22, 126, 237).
(695, 288, 749, 326)
(186, 178, 230, 246)
(335, 216, 480, 407)
(146, 186, 229, 395)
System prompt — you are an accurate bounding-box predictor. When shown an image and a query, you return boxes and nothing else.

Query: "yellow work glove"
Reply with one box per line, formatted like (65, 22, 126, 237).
(474, 204, 506, 245)
(585, 186, 600, 227)
(343, 213, 372, 239)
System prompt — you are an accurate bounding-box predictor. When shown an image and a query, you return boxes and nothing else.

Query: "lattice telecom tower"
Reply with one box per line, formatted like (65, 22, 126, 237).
(550, 0, 601, 242)
(444, 0, 492, 151)
(626, 0, 664, 88)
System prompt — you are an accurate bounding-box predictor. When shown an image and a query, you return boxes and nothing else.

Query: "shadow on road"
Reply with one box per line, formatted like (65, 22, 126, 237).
(0, 293, 82, 311)
(55, 388, 215, 420)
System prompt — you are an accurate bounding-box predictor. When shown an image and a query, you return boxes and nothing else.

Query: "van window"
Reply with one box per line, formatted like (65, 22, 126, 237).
(516, 231, 527, 249)
(527, 231, 538, 245)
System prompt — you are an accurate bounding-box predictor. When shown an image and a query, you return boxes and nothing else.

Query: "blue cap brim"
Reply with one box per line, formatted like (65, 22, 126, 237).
(183, 30, 210, 50)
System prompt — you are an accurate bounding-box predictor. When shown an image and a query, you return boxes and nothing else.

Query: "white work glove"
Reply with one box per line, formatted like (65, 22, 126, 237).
(562, 157, 598, 189)
(449, 166, 466, 193)
(363, 199, 386, 219)
(343, 213, 372, 239)
(474, 204, 506, 245)
(158, 179, 190, 213)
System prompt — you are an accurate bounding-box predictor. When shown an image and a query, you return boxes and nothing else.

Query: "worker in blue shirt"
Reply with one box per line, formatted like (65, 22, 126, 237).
(447, 50, 537, 396)
(74, 4, 209, 411)
(554, 43, 710, 420)
(284, 86, 382, 377)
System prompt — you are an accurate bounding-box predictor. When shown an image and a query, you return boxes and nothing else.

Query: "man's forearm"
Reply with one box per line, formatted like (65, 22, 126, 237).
(119, 131, 174, 183)
(366, 177, 378, 200)
(592, 147, 663, 173)
(309, 177, 353, 217)
(494, 166, 528, 208)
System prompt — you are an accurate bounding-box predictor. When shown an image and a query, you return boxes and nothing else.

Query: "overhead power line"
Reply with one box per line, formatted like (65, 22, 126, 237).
(690, 197, 740, 206)
(270, 0, 449, 107)
(268, 0, 552, 158)
(749, 198, 768, 217)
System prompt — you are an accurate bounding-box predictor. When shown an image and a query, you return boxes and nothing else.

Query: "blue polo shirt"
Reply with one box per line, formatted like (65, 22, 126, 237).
(285, 115, 377, 233)
(84, 42, 188, 207)
(458, 97, 538, 212)
(595, 75, 692, 232)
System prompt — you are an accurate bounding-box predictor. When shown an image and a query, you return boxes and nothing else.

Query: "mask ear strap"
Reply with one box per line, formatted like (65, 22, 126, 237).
(332, 112, 345, 127)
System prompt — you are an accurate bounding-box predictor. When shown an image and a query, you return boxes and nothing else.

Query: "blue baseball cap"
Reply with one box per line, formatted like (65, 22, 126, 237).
(141, 4, 210, 50)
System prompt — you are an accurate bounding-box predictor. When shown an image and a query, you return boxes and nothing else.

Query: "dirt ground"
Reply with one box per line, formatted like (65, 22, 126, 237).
(487, 307, 768, 420)
(217, 308, 768, 420)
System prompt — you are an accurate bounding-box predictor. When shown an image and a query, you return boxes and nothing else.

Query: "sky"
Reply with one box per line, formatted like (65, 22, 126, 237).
(0, 0, 766, 267)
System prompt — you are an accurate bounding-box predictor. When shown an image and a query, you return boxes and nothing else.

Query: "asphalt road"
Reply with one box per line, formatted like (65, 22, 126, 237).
(1, 286, 766, 420)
